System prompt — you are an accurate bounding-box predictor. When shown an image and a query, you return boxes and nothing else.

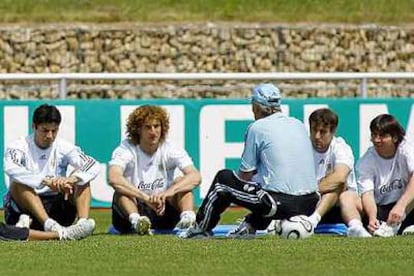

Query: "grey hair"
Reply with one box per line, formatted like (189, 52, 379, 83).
(255, 102, 281, 116)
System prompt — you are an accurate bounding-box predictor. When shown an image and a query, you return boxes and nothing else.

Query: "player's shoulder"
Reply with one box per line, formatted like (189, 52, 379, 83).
(53, 138, 78, 152)
(6, 136, 28, 149)
(398, 138, 414, 157)
(115, 139, 136, 153)
(357, 147, 376, 167)
(331, 136, 353, 151)
(159, 140, 186, 154)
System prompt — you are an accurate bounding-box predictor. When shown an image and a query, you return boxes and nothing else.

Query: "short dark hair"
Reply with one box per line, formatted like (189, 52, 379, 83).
(32, 104, 61, 126)
(370, 114, 405, 145)
(309, 108, 339, 132)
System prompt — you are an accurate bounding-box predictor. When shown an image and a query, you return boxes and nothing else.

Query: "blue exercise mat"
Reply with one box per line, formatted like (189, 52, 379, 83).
(108, 223, 347, 236)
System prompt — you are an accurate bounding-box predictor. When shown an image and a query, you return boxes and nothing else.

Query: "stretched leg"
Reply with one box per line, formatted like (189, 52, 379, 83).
(9, 183, 49, 226)
(196, 169, 275, 232)
(28, 230, 60, 241)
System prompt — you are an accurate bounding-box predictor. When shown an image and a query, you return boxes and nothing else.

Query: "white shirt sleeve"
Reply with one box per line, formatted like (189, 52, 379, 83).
(357, 152, 375, 194)
(333, 138, 354, 170)
(109, 143, 134, 171)
(4, 146, 45, 189)
(401, 140, 414, 174)
(65, 146, 101, 185)
(165, 143, 193, 171)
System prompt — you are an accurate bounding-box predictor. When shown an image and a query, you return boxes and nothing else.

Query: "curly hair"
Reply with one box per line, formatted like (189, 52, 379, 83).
(126, 105, 170, 145)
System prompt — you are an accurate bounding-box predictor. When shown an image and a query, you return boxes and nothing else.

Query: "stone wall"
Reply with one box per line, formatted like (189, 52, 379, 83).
(0, 23, 412, 99)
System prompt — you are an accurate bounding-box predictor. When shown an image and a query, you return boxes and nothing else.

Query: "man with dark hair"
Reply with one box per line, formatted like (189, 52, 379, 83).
(304, 108, 370, 237)
(357, 114, 414, 237)
(109, 105, 201, 235)
(3, 104, 99, 240)
(180, 83, 319, 239)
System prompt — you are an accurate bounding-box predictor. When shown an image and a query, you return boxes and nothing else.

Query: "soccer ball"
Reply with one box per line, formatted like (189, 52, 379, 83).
(278, 215, 314, 239)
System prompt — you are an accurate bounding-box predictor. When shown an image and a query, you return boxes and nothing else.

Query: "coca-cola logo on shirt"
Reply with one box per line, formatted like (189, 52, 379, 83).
(137, 178, 165, 191)
(379, 179, 404, 194)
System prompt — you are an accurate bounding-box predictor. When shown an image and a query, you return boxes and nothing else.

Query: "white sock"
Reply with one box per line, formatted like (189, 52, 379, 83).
(348, 219, 363, 228)
(44, 218, 58, 232)
(77, 218, 88, 224)
(309, 212, 321, 227)
(129, 213, 140, 226)
(180, 210, 196, 219)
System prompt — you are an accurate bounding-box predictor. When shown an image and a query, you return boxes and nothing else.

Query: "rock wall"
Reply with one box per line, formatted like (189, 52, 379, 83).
(0, 23, 412, 99)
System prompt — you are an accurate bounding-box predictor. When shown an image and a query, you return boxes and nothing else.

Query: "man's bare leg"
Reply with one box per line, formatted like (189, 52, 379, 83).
(9, 183, 50, 226)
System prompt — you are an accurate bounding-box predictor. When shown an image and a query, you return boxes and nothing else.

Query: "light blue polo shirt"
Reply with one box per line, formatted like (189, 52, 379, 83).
(240, 112, 317, 195)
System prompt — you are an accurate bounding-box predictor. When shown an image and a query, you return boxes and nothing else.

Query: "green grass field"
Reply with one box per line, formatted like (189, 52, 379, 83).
(0, 0, 412, 23)
(1, 209, 414, 276)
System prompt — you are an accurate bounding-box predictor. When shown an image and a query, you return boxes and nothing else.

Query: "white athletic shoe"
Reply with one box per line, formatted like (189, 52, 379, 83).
(226, 219, 256, 238)
(62, 218, 96, 240)
(176, 212, 196, 229)
(373, 221, 400, 237)
(347, 225, 372, 238)
(402, 225, 414, 235)
(134, 216, 152, 235)
(15, 214, 31, 228)
(178, 225, 212, 239)
(266, 220, 282, 235)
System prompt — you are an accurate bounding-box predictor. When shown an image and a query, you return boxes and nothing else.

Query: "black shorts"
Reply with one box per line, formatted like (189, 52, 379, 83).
(3, 192, 77, 231)
(319, 206, 344, 224)
(0, 223, 29, 241)
(112, 196, 181, 234)
(247, 191, 320, 230)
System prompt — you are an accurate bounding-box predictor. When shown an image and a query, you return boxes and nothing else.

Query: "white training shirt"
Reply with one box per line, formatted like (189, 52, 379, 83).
(4, 135, 101, 194)
(357, 139, 414, 205)
(313, 136, 357, 192)
(109, 139, 194, 195)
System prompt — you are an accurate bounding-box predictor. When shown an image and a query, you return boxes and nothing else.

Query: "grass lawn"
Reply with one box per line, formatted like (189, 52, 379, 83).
(1, 208, 414, 275)
(0, 0, 412, 24)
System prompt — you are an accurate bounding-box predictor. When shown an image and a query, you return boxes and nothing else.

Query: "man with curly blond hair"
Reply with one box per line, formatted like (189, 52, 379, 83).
(109, 105, 201, 235)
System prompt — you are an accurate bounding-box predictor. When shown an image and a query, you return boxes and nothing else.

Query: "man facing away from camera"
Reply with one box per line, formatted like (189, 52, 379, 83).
(108, 105, 201, 235)
(180, 83, 319, 239)
(3, 104, 99, 240)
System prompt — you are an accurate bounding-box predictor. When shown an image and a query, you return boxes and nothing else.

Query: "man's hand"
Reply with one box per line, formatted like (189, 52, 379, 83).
(387, 203, 405, 225)
(148, 189, 175, 216)
(367, 217, 380, 233)
(42, 176, 77, 200)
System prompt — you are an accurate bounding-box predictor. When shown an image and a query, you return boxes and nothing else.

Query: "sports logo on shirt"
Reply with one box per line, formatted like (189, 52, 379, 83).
(137, 178, 165, 192)
(379, 179, 405, 194)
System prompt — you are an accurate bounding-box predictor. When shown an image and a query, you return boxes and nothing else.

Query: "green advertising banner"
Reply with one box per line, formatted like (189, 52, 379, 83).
(1, 98, 413, 207)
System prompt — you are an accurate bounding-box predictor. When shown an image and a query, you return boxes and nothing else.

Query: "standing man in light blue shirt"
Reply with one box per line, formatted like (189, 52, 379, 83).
(181, 83, 319, 239)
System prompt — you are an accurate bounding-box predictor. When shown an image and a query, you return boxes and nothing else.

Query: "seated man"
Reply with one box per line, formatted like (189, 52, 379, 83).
(305, 108, 370, 237)
(357, 114, 414, 237)
(3, 104, 99, 238)
(180, 83, 319, 239)
(109, 105, 201, 235)
(0, 216, 94, 241)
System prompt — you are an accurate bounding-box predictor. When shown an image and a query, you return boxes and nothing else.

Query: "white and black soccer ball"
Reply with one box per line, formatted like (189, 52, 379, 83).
(278, 215, 314, 239)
